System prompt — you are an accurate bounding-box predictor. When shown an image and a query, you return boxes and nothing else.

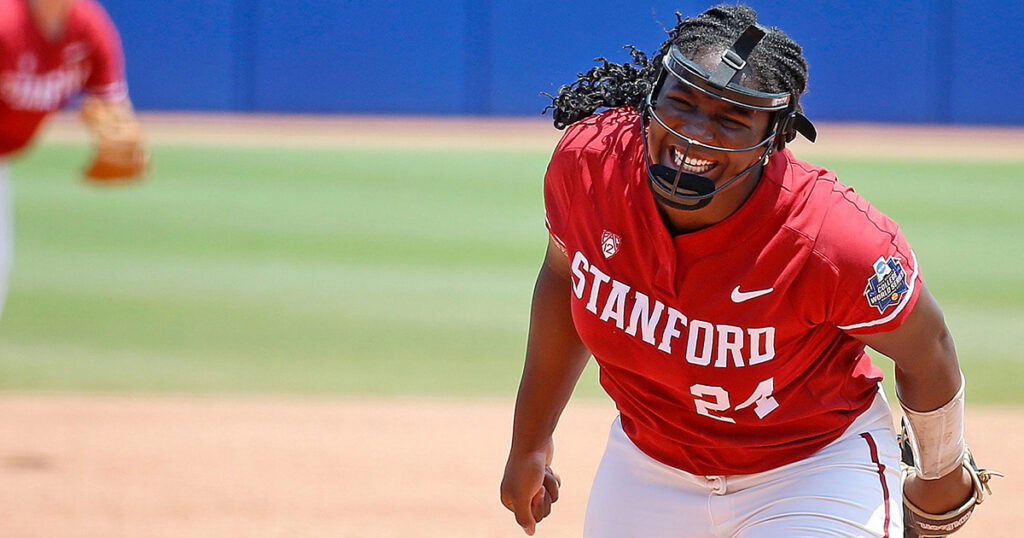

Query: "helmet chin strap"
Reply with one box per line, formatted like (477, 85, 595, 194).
(641, 112, 771, 212)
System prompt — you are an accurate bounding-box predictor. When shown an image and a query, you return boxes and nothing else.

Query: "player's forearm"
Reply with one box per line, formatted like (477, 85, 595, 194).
(893, 326, 961, 412)
(509, 262, 591, 455)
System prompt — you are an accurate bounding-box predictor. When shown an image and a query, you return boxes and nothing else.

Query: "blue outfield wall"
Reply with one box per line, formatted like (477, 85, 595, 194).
(100, 0, 1023, 124)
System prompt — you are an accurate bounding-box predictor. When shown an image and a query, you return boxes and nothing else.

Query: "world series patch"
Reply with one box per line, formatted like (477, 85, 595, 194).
(864, 256, 910, 314)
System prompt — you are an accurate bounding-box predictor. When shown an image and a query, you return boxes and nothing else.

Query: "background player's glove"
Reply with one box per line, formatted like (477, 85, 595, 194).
(80, 96, 150, 182)
(899, 417, 1002, 537)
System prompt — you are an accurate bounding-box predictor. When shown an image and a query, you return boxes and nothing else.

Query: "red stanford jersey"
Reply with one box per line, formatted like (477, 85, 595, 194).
(544, 108, 922, 476)
(0, 0, 126, 156)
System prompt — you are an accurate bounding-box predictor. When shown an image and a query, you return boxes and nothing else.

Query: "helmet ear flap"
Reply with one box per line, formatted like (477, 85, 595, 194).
(773, 110, 796, 151)
(772, 107, 817, 151)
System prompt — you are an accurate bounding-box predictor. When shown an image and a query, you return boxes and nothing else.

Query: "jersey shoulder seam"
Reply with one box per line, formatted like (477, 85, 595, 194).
(829, 179, 899, 241)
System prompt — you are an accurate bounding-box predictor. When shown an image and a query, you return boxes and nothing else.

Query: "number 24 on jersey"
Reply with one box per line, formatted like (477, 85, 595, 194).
(690, 378, 779, 423)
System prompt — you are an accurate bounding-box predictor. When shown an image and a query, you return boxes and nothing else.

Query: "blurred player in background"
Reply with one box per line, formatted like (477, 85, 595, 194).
(0, 0, 148, 319)
(501, 4, 998, 537)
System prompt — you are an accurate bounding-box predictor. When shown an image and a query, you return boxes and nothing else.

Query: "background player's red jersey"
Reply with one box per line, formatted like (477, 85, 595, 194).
(0, 0, 126, 156)
(544, 108, 922, 475)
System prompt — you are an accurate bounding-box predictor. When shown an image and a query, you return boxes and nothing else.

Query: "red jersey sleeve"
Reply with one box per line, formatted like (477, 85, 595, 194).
(817, 183, 923, 335)
(543, 132, 579, 253)
(77, 0, 127, 100)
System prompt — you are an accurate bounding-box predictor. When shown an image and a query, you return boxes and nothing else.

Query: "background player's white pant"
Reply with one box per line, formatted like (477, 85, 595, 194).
(0, 163, 11, 320)
(584, 388, 902, 538)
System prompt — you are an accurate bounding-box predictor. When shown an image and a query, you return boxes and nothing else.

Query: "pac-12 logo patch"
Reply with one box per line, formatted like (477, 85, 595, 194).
(864, 256, 909, 314)
(601, 230, 621, 259)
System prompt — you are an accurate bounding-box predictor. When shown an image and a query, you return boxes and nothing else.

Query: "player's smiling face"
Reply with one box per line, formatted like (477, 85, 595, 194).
(646, 52, 773, 193)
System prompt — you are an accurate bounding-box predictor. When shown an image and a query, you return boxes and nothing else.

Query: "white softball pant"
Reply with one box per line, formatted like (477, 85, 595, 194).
(584, 387, 902, 537)
(0, 162, 11, 320)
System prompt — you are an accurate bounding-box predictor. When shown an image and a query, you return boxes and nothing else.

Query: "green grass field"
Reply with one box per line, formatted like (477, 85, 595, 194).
(1, 142, 1022, 403)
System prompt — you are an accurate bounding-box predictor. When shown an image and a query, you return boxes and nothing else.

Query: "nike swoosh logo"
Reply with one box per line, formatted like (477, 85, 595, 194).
(731, 286, 774, 303)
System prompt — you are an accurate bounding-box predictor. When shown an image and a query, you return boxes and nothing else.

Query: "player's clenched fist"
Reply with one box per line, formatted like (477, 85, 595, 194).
(501, 441, 561, 536)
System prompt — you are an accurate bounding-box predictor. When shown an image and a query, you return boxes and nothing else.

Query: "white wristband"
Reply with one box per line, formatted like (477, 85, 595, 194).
(899, 372, 967, 480)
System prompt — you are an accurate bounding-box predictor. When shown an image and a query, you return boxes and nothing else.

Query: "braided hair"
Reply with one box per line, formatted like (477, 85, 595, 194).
(544, 4, 808, 130)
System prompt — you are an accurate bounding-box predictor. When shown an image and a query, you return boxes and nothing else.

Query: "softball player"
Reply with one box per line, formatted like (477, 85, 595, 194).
(501, 5, 993, 537)
(0, 0, 148, 318)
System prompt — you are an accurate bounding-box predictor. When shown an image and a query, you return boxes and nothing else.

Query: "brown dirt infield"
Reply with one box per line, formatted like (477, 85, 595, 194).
(0, 395, 1019, 537)
(2, 114, 1020, 537)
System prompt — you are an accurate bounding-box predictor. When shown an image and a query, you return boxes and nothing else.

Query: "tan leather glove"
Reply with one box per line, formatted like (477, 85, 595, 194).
(80, 96, 150, 182)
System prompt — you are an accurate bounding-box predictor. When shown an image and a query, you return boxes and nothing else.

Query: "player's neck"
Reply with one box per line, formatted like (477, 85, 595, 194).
(28, 0, 73, 41)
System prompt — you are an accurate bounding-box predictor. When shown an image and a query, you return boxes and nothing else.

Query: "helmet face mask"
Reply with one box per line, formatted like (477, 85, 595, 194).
(642, 25, 816, 211)
(642, 101, 775, 211)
